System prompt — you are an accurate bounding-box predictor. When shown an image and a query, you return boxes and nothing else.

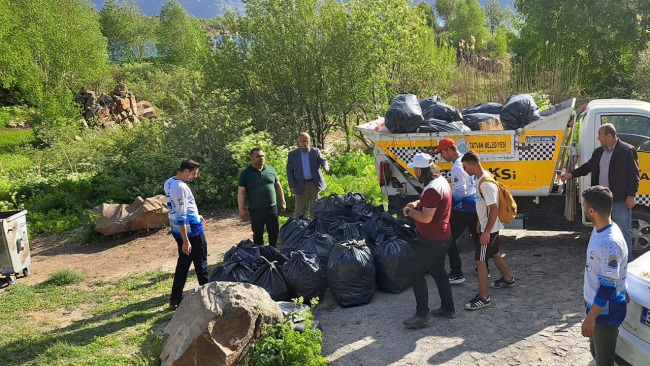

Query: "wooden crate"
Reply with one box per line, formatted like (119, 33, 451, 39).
(478, 117, 504, 131)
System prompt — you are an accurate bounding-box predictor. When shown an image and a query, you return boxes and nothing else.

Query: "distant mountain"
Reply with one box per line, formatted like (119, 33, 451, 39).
(90, 0, 516, 19)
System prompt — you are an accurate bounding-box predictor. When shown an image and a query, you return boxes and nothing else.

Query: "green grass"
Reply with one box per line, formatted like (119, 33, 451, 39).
(43, 268, 87, 287)
(0, 128, 35, 153)
(0, 270, 184, 365)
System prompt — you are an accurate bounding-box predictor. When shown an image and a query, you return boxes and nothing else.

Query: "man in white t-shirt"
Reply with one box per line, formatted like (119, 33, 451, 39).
(461, 151, 515, 310)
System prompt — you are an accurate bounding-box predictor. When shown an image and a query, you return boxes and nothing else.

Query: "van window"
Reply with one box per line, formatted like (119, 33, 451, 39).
(601, 115, 650, 152)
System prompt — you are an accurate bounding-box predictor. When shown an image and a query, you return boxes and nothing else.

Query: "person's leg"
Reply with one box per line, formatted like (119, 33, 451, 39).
(430, 238, 455, 311)
(475, 259, 489, 299)
(266, 205, 280, 248)
(305, 180, 320, 218)
(448, 210, 464, 276)
(611, 201, 633, 261)
(170, 237, 193, 304)
(592, 323, 620, 366)
(190, 233, 209, 286)
(248, 208, 265, 246)
(489, 233, 513, 282)
(293, 191, 307, 219)
(411, 275, 430, 315)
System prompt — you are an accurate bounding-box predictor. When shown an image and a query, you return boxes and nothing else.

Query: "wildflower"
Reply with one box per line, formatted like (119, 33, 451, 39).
(637, 14, 643, 22)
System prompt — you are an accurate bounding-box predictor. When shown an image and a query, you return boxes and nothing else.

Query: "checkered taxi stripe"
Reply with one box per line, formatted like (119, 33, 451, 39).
(636, 195, 650, 207)
(517, 139, 557, 161)
(387, 147, 443, 165)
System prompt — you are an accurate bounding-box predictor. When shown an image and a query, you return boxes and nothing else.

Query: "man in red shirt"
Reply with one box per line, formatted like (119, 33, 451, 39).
(402, 153, 456, 328)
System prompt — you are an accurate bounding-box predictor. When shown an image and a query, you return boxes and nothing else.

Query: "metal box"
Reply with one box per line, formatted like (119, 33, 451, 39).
(0, 210, 31, 285)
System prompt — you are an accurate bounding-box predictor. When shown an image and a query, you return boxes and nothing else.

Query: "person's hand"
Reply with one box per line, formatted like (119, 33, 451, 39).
(200, 215, 205, 225)
(626, 196, 636, 210)
(182, 240, 192, 255)
(559, 173, 573, 182)
(625, 292, 630, 303)
(324, 165, 330, 174)
(406, 202, 416, 209)
(480, 231, 490, 245)
(582, 298, 586, 308)
(402, 206, 410, 217)
(581, 317, 595, 338)
(239, 209, 247, 221)
(280, 202, 286, 212)
(290, 188, 296, 195)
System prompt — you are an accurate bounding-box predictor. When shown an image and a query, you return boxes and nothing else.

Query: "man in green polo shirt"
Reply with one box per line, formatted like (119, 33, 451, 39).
(238, 148, 287, 248)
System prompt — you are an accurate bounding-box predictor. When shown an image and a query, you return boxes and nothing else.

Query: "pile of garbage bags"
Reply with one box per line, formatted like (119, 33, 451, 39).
(211, 192, 422, 309)
(384, 93, 541, 133)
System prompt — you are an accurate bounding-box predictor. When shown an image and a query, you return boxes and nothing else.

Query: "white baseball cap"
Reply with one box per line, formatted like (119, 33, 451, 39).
(407, 153, 433, 169)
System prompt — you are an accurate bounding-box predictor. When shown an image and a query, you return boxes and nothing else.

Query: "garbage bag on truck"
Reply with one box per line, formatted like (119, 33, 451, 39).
(223, 239, 260, 267)
(462, 113, 500, 131)
(462, 102, 503, 116)
(209, 260, 254, 283)
(417, 119, 469, 133)
(500, 94, 541, 130)
(373, 236, 418, 293)
(311, 194, 347, 219)
(279, 217, 310, 250)
(282, 250, 327, 302)
(248, 257, 292, 301)
(420, 101, 462, 122)
(418, 96, 442, 114)
(327, 240, 375, 308)
(384, 94, 424, 133)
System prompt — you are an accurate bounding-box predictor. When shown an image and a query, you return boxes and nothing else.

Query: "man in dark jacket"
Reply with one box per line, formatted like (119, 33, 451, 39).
(286, 133, 329, 218)
(560, 123, 640, 261)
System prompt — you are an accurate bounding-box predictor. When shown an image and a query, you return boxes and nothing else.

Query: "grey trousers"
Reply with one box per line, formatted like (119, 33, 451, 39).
(293, 180, 320, 218)
(589, 323, 620, 366)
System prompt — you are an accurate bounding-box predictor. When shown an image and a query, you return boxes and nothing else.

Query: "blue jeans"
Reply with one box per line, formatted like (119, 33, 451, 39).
(611, 202, 633, 261)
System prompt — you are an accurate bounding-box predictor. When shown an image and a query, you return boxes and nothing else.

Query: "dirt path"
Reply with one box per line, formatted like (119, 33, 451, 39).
(4, 210, 252, 289)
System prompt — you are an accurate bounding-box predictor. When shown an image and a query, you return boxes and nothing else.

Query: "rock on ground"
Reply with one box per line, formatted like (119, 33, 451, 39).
(161, 281, 284, 366)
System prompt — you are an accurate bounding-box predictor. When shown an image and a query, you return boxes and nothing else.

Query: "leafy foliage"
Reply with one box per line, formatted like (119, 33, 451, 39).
(157, 0, 211, 71)
(633, 43, 650, 102)
(99, 0, 158, 62)
(448, 0, 489, 52)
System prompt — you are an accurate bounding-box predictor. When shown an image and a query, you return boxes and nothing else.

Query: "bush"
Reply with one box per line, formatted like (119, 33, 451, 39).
(44, 268, 86, 286)
(242, 298, 328, 366)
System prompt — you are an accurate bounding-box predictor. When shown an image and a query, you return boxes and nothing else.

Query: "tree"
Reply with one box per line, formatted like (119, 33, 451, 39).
(484, 0, 502, 34)
(99, 0, 158, 62)
(633, 43, 650, 101)
(415, 1, 437, 28)
(157, 0, 210, 71)
(448, 0, 488, 52)
(434, 0, 456, 25)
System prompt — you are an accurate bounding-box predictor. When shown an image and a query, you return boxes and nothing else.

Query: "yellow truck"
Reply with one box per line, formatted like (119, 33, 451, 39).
(355, 98, 650, 257)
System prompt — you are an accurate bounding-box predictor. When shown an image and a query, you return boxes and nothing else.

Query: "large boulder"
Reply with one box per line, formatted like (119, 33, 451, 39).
(92, 195, 170, 236)
(160, 282, 284, 366)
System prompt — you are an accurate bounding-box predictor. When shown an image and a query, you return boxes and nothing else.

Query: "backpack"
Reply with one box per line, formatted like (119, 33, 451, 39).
(477, 176, 517, 223)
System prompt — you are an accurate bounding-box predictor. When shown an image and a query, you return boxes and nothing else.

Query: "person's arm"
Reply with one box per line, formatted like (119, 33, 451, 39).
(286, 152, 296, 194)
(564, 151, 596, 180)
(176, 187, 191, 254)
(582, 242, 624, 337)
(406, 206, 436, 223)
(238, 186, 247, 221)
(479, 181, 499, 245)
(450, 164, 467, 208)
(626, 147, 640, 209)
(275, 180, 286, 212)
(316, 148, 330, 173)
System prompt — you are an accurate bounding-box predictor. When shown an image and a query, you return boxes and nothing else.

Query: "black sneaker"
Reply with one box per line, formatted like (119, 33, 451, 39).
(474, 267, 491, 278)
(491, 277, 516, 289)
(465, 294, 491, 310)
(402, 314, 432, 329)
(168, 297, 182, 311)
(448, 272, 466, 284)
(430, 307, 457, 319)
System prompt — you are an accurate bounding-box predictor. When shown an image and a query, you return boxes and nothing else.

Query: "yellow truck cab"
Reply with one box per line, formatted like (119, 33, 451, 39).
(355, 98, 650, 257)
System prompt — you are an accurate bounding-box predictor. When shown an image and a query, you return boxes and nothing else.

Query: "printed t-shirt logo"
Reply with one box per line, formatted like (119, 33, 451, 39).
(608, 256, 618, 268)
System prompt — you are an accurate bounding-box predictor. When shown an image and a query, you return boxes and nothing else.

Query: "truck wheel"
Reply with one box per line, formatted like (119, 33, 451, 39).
(631, 208, 650, 257)
(23, 267, 31, 277)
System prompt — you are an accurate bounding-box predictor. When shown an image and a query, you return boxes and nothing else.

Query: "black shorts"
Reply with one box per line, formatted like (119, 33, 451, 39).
(475, 232, 500, 261)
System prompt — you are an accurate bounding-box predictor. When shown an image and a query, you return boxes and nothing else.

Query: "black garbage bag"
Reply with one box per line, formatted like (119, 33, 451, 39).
(223, 239, 260, 267)
(329, 221, 364, 242)
(341, 192, 366, 213)
(373, 237, 418, 293)
(303, 217, 337, 237)
(350, 202, 385, 222)
(209, 260, 254, 283)
(279, 217, 310, 248)
(248, 257, 292, 301)
(257, 245, 290, 267)
(327, 240, 375, 307)
(363, 218, 388, 246)
(417, 119, 468, 133)
(283, 250, 327, 302)
(311, 194, 346, 219)
(500, 94, 541, 130)
(384, 94, 424, 133)
(462, 113, 500, 131)
(462, 102, 503, 116)
(418, 96, 442, 113)
(421, 101, 462, 122)
(299, 233, 336, 269)
(378, 212, 417, 240)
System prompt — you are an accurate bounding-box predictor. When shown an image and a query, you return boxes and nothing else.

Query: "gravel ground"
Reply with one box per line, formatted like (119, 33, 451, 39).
(315, 229, 603, 366)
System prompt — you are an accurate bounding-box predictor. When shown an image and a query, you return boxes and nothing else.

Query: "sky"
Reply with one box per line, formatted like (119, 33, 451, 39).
(90, 0, 517, 19)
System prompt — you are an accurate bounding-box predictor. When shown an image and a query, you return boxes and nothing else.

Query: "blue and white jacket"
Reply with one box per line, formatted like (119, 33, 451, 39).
(584, 223, 628, 325)
(164, 177, 203, 239)
(450, 155, 477, 212)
